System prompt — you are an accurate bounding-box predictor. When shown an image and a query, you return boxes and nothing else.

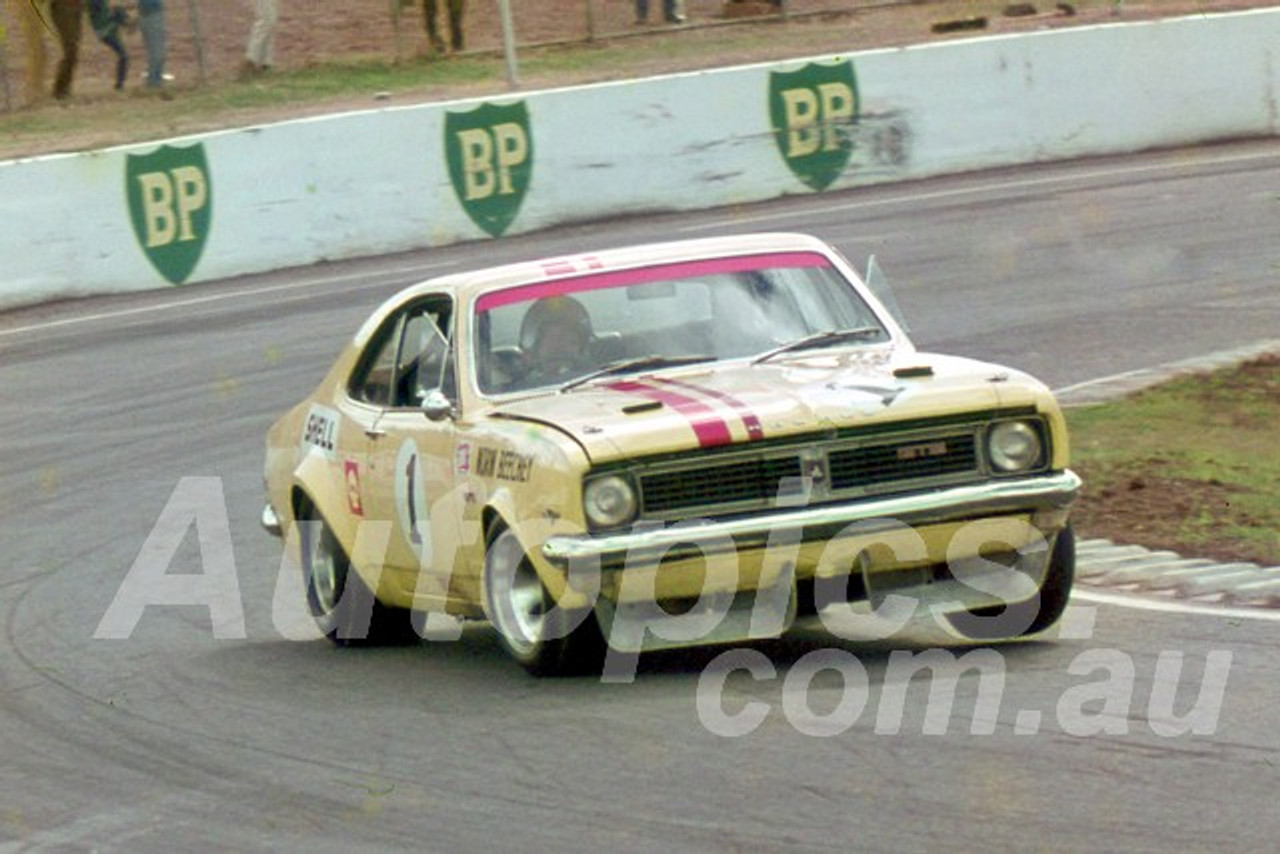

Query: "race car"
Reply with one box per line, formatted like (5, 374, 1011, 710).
(261, 232, 1080, 675)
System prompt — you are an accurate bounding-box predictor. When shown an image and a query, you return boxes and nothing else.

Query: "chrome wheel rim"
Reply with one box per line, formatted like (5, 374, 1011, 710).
(305, 520, 342, 615)
(487, 529, 545, 658)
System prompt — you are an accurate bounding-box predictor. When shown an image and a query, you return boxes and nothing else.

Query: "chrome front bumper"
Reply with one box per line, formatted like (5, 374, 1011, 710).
(542, 469, 1081, 570)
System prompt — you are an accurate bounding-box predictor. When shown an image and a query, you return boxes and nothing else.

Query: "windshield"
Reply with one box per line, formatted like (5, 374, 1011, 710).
(472, 251, 886, 394)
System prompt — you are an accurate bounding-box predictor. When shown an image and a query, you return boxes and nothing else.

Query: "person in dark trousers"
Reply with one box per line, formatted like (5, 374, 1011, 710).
(634, 0, 685, 25)
(50, 0, 85, 99)
(138, 0, 167, 91)
(87, 0, 130, 90)
(422, 0, 465, 53)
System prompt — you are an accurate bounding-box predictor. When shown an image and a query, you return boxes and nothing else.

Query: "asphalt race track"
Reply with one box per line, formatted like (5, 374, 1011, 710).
(2, 138, 1279, 851)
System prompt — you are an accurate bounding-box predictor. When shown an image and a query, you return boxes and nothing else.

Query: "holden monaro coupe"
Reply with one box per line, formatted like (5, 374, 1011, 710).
(262, 232, 1080, 675)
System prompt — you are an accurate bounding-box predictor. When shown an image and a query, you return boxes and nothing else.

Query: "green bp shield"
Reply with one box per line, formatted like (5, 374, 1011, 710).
(126, 144, 213, 285)
(769, 61, 860, 192)
(445, 101, 533, 238)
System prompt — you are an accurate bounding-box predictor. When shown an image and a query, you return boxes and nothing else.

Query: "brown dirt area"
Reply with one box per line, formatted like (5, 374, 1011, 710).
(1071, 470, 1272, 566)
(1, 0, 1277, 158)
(1068, 354, 1280, 567)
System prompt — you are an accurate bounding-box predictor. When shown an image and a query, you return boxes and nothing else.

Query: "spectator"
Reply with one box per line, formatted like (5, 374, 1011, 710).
(242, 0, 279, 76)
(49, 0, 84, 99)
(422, 0, 465, 53)
(87, 0, 130, 91)
(634, 0, 685, 25)
(6, 0, 49, 104)
(137, 0, 167, 92)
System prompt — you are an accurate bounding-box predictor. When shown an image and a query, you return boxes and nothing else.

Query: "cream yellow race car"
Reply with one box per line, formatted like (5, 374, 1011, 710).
(261, 232, 1080, 675)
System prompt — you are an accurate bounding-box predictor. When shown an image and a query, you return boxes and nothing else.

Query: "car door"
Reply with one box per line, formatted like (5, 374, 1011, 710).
(344, 294, 461, 609)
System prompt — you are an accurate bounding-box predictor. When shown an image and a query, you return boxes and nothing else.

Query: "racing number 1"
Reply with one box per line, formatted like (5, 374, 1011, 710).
(395, 438, 432, 560)
(406, 450, 422, 545)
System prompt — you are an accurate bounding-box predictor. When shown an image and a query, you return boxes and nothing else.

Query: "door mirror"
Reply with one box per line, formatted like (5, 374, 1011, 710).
(422, 389, 455, 422)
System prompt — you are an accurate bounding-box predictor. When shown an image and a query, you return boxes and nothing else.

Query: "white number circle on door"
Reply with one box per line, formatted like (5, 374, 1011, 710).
(394, 439, 432, 562)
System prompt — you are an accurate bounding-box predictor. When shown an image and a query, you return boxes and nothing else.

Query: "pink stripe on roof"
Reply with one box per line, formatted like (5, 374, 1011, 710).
(475, 252, 829, 311)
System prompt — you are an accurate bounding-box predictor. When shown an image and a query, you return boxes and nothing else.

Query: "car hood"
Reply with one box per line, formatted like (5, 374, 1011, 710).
(488, 350, 1048, 463)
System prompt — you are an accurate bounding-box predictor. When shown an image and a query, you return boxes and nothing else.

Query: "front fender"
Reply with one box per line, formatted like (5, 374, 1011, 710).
(482, 494, 597, 612)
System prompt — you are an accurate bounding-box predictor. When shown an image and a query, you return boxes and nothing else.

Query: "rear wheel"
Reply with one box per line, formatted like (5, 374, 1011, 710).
(945, 525, 1076, 641)
(298, 501, 418, 646)
(484, 522, 604, 676)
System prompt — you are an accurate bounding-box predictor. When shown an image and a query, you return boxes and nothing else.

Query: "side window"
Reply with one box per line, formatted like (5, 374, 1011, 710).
(348, 296, 454, 408)
(397, 303, 455, 407)
(349, 316, 404, 407)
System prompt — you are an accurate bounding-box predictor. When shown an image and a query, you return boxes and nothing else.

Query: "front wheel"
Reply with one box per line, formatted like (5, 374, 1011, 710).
(945, 525, 1076, 641)
(298, 501, 418, 646)
(483, 523, 604, 677)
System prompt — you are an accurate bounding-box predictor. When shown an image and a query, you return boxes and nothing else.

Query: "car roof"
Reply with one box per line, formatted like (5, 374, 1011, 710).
(390, 231, 839, 306)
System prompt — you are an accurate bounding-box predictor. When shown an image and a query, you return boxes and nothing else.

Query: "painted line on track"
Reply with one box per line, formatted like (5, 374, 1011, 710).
(1072, 587, 1280, 623)
(0, 260, 461, 340)
(678, 145, 1280, 230)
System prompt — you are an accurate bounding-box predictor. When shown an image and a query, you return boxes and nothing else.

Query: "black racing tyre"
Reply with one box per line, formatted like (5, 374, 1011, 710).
(297, 501, 418, 646)
(945, 524, 1076, 641)
(483, 522, 605, 677)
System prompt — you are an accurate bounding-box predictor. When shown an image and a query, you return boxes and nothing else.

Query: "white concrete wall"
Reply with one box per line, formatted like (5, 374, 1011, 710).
(1, 8, 1277, 310)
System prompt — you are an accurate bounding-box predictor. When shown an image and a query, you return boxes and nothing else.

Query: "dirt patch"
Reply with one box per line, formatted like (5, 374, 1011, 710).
(1070, 467, 1273, 566)
(1067, 354, 1280, 568)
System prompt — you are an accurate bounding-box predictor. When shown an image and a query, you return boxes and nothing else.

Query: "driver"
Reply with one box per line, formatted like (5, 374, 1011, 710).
(519, 296, 594, 384)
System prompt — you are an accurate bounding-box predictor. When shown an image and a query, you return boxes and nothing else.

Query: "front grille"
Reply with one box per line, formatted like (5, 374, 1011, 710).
(612, 413, 1047, 520)
(641, 456, 803, 514)
(828, 433, 977, 488)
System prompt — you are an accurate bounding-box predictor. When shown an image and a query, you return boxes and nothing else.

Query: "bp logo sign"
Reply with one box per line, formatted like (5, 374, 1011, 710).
(769, 61, 860, 192)
(445, 101, 533, 238)
(126, 144, 213, 285)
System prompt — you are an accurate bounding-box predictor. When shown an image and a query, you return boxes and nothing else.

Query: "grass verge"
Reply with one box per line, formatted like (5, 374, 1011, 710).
(1065, 353, 1280, 566)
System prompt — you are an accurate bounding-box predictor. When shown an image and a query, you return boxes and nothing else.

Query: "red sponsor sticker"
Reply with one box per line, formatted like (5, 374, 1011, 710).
(344, 460, 364, 516)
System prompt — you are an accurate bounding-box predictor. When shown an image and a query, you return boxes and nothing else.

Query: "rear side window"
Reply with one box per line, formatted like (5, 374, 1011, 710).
(349, 296, 454, 407)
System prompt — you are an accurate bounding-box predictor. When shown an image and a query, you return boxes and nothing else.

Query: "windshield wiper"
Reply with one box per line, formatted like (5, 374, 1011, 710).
(751, 327, 884, 365)
(560, 354, 714, 392)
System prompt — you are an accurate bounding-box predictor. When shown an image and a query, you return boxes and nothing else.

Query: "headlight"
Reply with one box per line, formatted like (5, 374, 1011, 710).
(988, 420, 1044, 473)
(583, 475, 638, 529)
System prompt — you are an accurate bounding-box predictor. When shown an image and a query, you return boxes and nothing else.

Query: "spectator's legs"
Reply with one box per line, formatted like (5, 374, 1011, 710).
(245, 0, 280, 70)
(11, 0, 49, 104)
(446, 0, 466, 51)
(50, 0, 83, 100)
(140, 4, 166, 88)
(422, 0, 445, 52)
(104, 32, 128, 90)
(634, 0, 648, 23)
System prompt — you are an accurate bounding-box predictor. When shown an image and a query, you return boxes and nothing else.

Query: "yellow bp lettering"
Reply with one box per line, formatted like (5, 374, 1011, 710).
(491, 122, 528, 196)
(818, 82, 855, 151)
(136, 172, 177, 248)
(780, 88, 820, 158)
(457, 124, 528, 201)
(781, 84, 855, 158)
(457, 128, 495, 201)
(171, 166, 208, 242)
(136, 168, 210, 248)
